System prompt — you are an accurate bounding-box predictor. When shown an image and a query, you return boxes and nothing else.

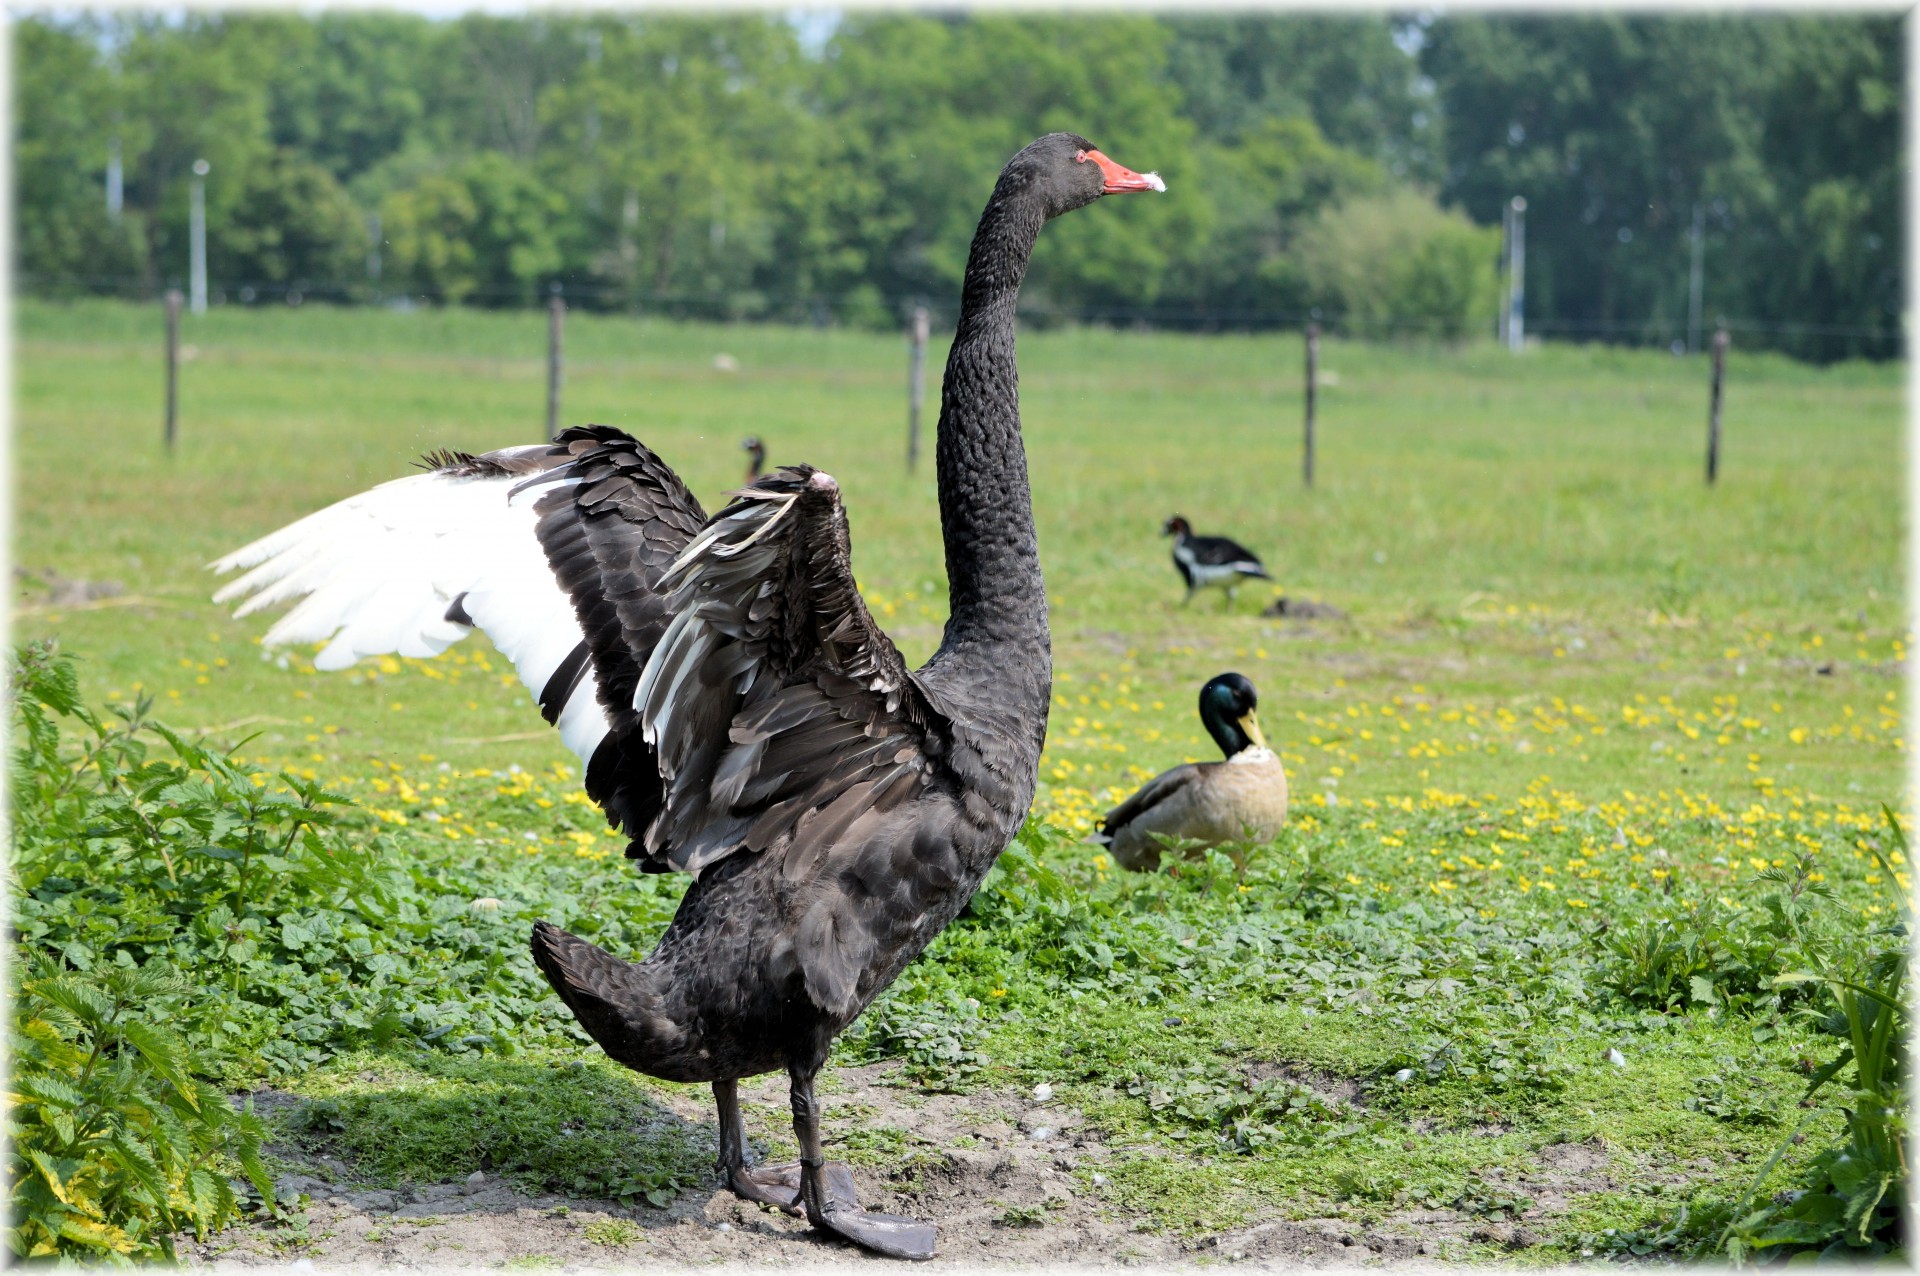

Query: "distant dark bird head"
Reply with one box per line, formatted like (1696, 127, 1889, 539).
(1198, 672, 1267, 758)
(742, 435, 766, 480)
(996, 133, 1166, 222)
(1162, 515, 1192, 539)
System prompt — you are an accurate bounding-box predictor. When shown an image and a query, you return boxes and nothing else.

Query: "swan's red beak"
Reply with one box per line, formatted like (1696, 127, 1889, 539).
(1083, 149, 1166, 195)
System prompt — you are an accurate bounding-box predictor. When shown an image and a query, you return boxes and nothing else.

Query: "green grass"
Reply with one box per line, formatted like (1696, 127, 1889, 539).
(11, 297, 1908, 1260)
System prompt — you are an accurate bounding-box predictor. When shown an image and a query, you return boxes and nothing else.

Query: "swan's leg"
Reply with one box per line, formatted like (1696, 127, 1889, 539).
(789, 1065, 936, 1260)
(714, 1079, 804, 1215)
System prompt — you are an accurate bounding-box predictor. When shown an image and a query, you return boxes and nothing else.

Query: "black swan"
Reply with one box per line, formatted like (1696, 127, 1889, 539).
(741, 434, 766, 482)
(1095, 672, 1289, 873)
(1161, 514, 1273, 606)
(211, 132, 1164, 1261)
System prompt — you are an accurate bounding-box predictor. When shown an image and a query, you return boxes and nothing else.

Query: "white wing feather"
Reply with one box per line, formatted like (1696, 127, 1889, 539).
(209, 455, 612, 766)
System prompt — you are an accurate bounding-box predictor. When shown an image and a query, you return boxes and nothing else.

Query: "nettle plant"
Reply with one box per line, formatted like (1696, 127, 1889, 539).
(10, 641, 567, 1080)
(10, 965, 275, 1261)
(9, 642, 305, 1258)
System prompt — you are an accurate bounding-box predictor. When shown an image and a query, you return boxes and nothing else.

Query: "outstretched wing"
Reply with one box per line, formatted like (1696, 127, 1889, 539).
(210, 426, 709, 843)
(631, 466, 949, 880)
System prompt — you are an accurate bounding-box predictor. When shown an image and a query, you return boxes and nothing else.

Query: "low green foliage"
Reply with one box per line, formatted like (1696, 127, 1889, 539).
(8, 965, 273, 1261)
(1124, 1063, 1378, 1153)
(996, 1202, 1046, 1228)
(1715, 812, 1908, 1263)
(8, 641, 663, 1081)
(1600, 855, 1839, 1017)
(10, 640, 1907, 1260)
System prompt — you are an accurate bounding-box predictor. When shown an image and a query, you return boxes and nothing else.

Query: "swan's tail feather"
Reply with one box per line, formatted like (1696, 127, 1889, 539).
(530, 921, 657, 1066)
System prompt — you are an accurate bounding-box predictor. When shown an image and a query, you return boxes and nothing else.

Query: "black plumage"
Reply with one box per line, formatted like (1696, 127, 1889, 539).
(214, 131, 1166, 1261)
(1161, 514, 1273, 606)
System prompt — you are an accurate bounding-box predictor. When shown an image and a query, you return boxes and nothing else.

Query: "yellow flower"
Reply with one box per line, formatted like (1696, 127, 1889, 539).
(989, 988, 1007, 998)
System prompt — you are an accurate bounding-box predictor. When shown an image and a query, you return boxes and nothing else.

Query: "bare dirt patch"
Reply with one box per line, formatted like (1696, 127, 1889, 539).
(181, 1063, 1477, 1270)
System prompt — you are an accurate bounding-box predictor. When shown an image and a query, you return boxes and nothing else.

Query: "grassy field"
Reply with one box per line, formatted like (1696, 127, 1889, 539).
(11, 297, 1910, 1262)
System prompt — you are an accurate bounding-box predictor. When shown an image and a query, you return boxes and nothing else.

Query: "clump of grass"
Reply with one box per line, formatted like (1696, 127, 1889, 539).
(582, 1217, 645, 1246)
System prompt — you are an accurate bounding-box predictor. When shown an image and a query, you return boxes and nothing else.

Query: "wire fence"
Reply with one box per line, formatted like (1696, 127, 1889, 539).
(17, 273, 1906, 361)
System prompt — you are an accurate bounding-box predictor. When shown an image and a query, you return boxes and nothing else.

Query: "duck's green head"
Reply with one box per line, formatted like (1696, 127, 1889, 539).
(1199, 672, 1267, 758)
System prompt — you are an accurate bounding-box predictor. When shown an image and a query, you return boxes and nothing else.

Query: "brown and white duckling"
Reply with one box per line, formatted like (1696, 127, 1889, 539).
(1096, 672, 1289, 872)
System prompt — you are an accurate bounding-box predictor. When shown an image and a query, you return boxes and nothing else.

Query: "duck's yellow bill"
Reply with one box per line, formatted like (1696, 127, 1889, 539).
(1238, 711, 1269, 752)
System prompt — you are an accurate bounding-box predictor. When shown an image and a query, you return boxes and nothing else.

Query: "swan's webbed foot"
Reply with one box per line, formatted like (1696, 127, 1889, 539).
(799, 1158, 936, 1261)
(726, 1159, 861, 1219)
(786, 1065, 937, 1260)
(727, 1161, 803, 1215)
(808, 1200, 937, 1260)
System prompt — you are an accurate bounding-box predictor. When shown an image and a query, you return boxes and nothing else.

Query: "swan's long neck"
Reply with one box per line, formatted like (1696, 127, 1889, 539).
(932, 186, 1050, 676)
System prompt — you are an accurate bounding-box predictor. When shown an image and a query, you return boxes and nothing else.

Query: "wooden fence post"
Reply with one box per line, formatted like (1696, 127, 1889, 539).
(1706, 325, 1728, 485)
(1303, 322, 1319, 488)
(906, 306, 929, 473)
(164, 289, 182, 452)
(547, 286, 565, 439)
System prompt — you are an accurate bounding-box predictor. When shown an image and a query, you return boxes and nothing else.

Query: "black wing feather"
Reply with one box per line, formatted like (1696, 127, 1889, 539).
(526, 426, 711, 847)
(1187, 533, 1269, 573)
(635, 467, 947, 883)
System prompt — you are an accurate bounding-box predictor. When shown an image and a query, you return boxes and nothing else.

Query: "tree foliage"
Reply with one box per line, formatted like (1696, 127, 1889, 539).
(11, 11, 1901, 358)
(1419, 13, 1902, 359)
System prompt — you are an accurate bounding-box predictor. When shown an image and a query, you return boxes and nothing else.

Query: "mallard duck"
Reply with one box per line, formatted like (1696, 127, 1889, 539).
(1162, 514, 1272, 607)
(1096, 673, 1289, 873)
(742, 434, 766, 482)
(211, 132, 1165, 1262)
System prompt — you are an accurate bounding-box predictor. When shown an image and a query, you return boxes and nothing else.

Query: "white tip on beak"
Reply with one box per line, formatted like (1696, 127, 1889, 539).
(1141, 172, 1167, 193)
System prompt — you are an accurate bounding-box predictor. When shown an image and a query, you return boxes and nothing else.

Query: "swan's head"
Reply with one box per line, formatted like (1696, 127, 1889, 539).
(1012, 132, 1166, 219)
(1162, 514, 1191, 539)
(1198, 672, 1267, 758)
(741, 435, 764, 457)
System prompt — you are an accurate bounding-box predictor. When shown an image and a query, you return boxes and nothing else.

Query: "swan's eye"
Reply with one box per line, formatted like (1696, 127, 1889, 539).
(1074, 150, 1090, 163)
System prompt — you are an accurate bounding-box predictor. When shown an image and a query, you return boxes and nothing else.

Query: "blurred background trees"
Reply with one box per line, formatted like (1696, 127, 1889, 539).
(11, 10, 1902, 360)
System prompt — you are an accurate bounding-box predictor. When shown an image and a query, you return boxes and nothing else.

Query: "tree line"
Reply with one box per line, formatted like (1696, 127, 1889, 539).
(15, 11, 1902, 360)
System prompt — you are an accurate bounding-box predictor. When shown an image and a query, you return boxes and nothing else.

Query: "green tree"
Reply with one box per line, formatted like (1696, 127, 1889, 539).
(1163, 15, 1441, 183)
(539, 15, 810, 314)
(382, 154, 565, 304)
(1421, 14, 1901, 360)
(1158, 116, 1386, 323)
(260, 12, 435, 184)
(217, 150, 368, 290)
(12, 19, 148, 288)
(110, 15, 281, 288)
(1725, 18, 1903, 360)
(420, 14, 593, 162)
(818, 15, 1204, 321)
(1294, 188, 1500, 341)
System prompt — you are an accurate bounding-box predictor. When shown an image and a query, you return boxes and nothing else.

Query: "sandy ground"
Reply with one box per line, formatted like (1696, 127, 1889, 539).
(179, 1063, 1579, 1272)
